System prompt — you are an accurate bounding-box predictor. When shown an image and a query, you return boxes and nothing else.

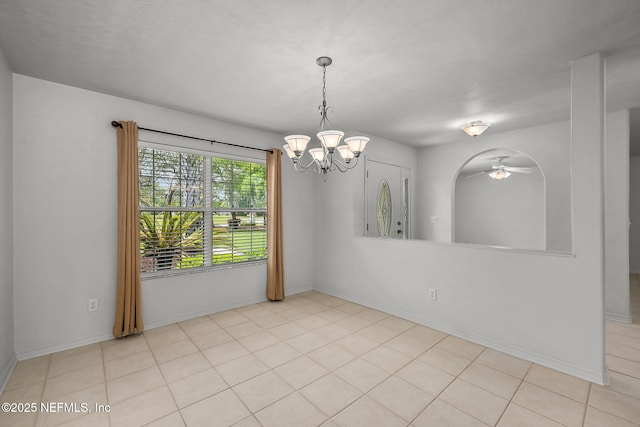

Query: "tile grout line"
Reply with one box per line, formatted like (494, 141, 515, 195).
(406, 344, 491, 426)
(258, 300, 387, 423)
(312, 299, 454, 424)
(44, 348, 108, 426)
(605, 365, 640, 381)
(221, 302, 342, 424)
(12, 289, 638, 427)
(139, 329, 186, 426)
(99, 339, 110, 427)
(606, 351, 640, 365)
(34, 355, 52, 427)
(268, 358, 339, 422)
(103, 347, 152, 381)
(605, 338, 640, 356)
(262, 309, 361, 422)
(581, 382, 592, 427)
(218, 307, 288, 420)
(585, 384, 640, 425)
(168, 319, 224, 427)
(243, 298, 357, 424)
(492, 361, 532, 427)
(325, 331, 447, 425)
(503, 363, 594, 427)
(355, 338, 449, 424)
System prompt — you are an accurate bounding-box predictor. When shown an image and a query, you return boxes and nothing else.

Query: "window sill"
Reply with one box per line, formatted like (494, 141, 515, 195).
(141, 259, 267, 281)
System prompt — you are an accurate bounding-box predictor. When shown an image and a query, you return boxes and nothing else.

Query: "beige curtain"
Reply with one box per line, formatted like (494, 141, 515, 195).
(113, 121, 144, 338)
(266, 149, 285, 300)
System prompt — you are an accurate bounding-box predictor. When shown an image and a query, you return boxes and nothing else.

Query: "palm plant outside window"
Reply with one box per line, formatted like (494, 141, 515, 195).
(138, 144, 267, 276)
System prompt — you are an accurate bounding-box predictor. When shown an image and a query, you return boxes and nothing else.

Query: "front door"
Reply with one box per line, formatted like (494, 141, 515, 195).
(366, 159, 403, 239)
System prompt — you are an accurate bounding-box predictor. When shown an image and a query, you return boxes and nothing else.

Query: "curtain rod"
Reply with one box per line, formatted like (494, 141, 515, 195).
(110, 121, 274, 154)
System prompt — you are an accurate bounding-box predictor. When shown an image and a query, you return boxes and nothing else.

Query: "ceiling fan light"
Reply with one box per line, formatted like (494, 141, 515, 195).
(344, 136, 369, 157)
(317, 130, 344, 152)
(489, 169, 511, 180)
(284, 135, 310, 155)
(461, 121, 490, 137)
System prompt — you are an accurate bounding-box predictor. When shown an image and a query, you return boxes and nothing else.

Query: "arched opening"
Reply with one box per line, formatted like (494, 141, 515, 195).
(453, 148, 546, 250)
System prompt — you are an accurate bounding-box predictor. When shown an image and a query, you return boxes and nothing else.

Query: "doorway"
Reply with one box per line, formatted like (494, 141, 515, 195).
(365, 159, 406, 239)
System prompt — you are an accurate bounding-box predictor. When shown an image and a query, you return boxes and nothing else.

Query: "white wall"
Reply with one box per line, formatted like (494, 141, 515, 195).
(313, 54, 606, 383)
(455, 169, 545, 249)
(417, 121, 572, 253)
(0, 45, 15, 392)
(604, 110, 631, 322)
(12, 75, 315, 359)
(630, 156, 640, 272)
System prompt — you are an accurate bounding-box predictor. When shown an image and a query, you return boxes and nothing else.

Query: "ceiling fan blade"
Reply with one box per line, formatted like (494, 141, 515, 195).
(465, 171, 488, 179)
(504, 166, 533, 174)
(486, 155, 510, 162)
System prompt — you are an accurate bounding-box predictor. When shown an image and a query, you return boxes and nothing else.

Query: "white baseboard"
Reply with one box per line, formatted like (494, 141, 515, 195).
(605, 311, 633, 324)
(287, 284, 314, 296)
(0, 353, 17, 395)
(144, 295, 270, 331)
(15, 286, 313, 361)
(15, 331, 114, 361)
(315, 285, 608, 385)
(145, 286, 311, 331)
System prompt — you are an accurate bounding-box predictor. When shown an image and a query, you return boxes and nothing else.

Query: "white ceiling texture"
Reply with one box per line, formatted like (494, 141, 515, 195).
(0, 0, 639, 148)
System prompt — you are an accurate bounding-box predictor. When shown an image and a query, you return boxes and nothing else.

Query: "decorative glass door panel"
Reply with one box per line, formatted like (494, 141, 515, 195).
(365, 159, 403, 239)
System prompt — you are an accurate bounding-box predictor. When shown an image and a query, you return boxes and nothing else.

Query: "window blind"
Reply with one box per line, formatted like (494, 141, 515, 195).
(138, 145, 267, 276)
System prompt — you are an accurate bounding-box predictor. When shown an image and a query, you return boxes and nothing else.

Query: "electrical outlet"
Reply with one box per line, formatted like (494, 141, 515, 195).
(430, 216, 439, 224)
(88, 298, 98, 312)
(285, 268, 290, 278)
(428, 288, 437, 301)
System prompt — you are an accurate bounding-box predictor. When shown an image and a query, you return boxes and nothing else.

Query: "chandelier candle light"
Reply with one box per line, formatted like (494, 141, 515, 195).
(284, 57, 370, 180)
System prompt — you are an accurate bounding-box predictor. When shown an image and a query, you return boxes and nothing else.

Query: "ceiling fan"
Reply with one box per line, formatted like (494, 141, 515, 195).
(466, 157, 534, 180)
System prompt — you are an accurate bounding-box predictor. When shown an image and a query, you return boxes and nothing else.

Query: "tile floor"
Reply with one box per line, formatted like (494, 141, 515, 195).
(1, 281, 640, 427)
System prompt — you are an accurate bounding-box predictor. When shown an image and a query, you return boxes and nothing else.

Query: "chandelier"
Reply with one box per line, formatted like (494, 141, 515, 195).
(283, 56, 369, 180)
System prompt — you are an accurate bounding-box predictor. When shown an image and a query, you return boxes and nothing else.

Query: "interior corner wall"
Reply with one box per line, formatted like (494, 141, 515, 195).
(313, 54, 606, 383)
(629, 156, 640, 273)
(12, 74, 315, 359)
(604, 109, 631, 322)
(0, 45, 16, 392)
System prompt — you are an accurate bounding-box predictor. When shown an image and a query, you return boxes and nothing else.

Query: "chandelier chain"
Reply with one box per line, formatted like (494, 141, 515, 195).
(319, 65, 327, 131)
(318, 65, 334, 131)
(322, 65, 327, 109)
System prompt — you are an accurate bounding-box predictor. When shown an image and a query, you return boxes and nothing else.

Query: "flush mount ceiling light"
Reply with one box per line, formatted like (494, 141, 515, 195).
(283, 56, 369, 181)
(461, 121, 491, 137)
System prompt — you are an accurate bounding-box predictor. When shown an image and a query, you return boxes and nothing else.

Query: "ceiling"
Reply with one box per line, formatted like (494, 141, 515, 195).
(0, 0, 639, 147)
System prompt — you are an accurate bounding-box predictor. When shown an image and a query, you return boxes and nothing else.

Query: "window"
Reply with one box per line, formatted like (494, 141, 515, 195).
(211, 158, 267, 265)
(138, 144, 267, 276)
